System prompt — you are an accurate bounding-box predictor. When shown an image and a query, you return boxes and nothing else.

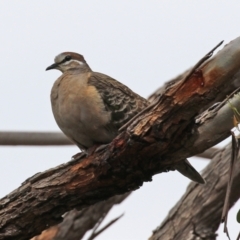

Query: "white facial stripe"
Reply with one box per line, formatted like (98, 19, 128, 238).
(61, 59, 84, 65)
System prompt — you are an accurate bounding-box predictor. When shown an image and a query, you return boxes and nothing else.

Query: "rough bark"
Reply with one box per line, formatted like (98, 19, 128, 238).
(1, 37, 240, 240)
(149, 143, 240, 240)
(31, 193, 130, 240)
(32, 144, 235, 240)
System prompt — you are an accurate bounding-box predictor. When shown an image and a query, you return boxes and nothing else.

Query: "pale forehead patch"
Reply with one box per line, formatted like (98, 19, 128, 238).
(54, 52, 86, 64)
(54, 53, 66, 63)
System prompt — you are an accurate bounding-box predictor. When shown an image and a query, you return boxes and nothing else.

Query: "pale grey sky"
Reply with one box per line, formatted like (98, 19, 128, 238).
(0, 1, 239, 239)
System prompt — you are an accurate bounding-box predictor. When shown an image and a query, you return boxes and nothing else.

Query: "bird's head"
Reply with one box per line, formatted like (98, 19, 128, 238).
(46, 52, 91, 73)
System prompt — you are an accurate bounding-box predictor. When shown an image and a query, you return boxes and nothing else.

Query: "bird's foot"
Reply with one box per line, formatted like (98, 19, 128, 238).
(71, 144, 109, 160)
(87, 144, 109, 155)
(71, 152, 86, 160)
(94, 144, 109, 152)
(87, 144, 101, 155)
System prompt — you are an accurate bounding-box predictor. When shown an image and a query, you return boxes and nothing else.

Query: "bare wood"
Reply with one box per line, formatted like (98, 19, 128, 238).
(1, 37, 240, 240)
(119, 41, 224, 132)
(149, 142, 240, 240)
(196, 147, 219, 159)
(174, 40, 223, 92)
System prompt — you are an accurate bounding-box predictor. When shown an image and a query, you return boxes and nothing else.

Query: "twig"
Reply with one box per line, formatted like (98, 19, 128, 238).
(237, 231, 240, 240)
(0, 131, 72, 146)
(87, 213, 124, 240)
(221, 131, 239, 240)
(89, 212, 108, 238)
(215, 86, 240, 111)
(0, 130, 221, 162)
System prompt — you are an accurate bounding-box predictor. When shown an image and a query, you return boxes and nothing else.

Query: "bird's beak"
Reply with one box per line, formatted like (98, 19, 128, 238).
(46, 63, 59, 71)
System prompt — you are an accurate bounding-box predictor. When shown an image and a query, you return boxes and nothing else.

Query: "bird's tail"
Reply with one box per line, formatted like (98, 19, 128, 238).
(175, 159, 205, 184)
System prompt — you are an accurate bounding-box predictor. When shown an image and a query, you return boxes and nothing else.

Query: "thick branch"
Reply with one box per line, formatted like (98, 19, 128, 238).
(166, 91, 240, 161)
(31, 193, 130, 240)
(149, 142, 240, 240)
(1, 37, 240, 240)
(196, 147, 219, 159)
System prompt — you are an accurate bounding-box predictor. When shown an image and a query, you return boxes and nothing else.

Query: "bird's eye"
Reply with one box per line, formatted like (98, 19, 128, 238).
(65, 55, 72, 61)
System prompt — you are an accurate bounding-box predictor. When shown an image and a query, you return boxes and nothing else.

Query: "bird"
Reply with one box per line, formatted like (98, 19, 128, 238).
(46, 52, 205, 184)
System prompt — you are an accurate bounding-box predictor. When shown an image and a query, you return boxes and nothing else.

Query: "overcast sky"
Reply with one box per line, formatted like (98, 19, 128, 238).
(0, 1, 239, 239)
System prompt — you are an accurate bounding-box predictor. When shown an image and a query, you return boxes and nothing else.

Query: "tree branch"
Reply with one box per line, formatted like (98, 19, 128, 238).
(196, 147, 219, 159)
(165, 90, 240, 162)
(2, 37, 240, 239)
(31, 193, 130, 240)
(0, 130, 218, 160)
(0, 131, 72, 146)
(149, 142, 240, 240)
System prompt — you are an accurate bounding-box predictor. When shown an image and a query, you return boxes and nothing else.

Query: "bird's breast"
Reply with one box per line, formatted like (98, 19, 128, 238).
(51, 74, 113, 147)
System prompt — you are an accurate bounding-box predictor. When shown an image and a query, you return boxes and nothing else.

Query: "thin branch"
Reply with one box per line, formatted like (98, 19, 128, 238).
(87, 213, 124, 240)
(0, 128, 219, 161)
(237, 231, 240, 240)
(221, 132, 239, 240)
(0, 130, 223, 160)
(0, 131, 72, 146)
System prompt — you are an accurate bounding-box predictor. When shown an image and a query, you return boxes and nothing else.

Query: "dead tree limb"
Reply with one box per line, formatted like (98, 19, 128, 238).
(1, 37, 240, 240)
(196, 147, 219, 159)
(149, 142, 240, 240)
(31, 193, 130, 240)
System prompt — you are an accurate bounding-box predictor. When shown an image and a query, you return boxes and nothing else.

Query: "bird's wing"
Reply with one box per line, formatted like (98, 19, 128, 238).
(88, 72, 149, 129)
(89, 73, 205, 184)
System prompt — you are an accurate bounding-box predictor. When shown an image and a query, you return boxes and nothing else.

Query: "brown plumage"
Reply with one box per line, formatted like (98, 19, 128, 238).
(46, 52, 205, 184)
